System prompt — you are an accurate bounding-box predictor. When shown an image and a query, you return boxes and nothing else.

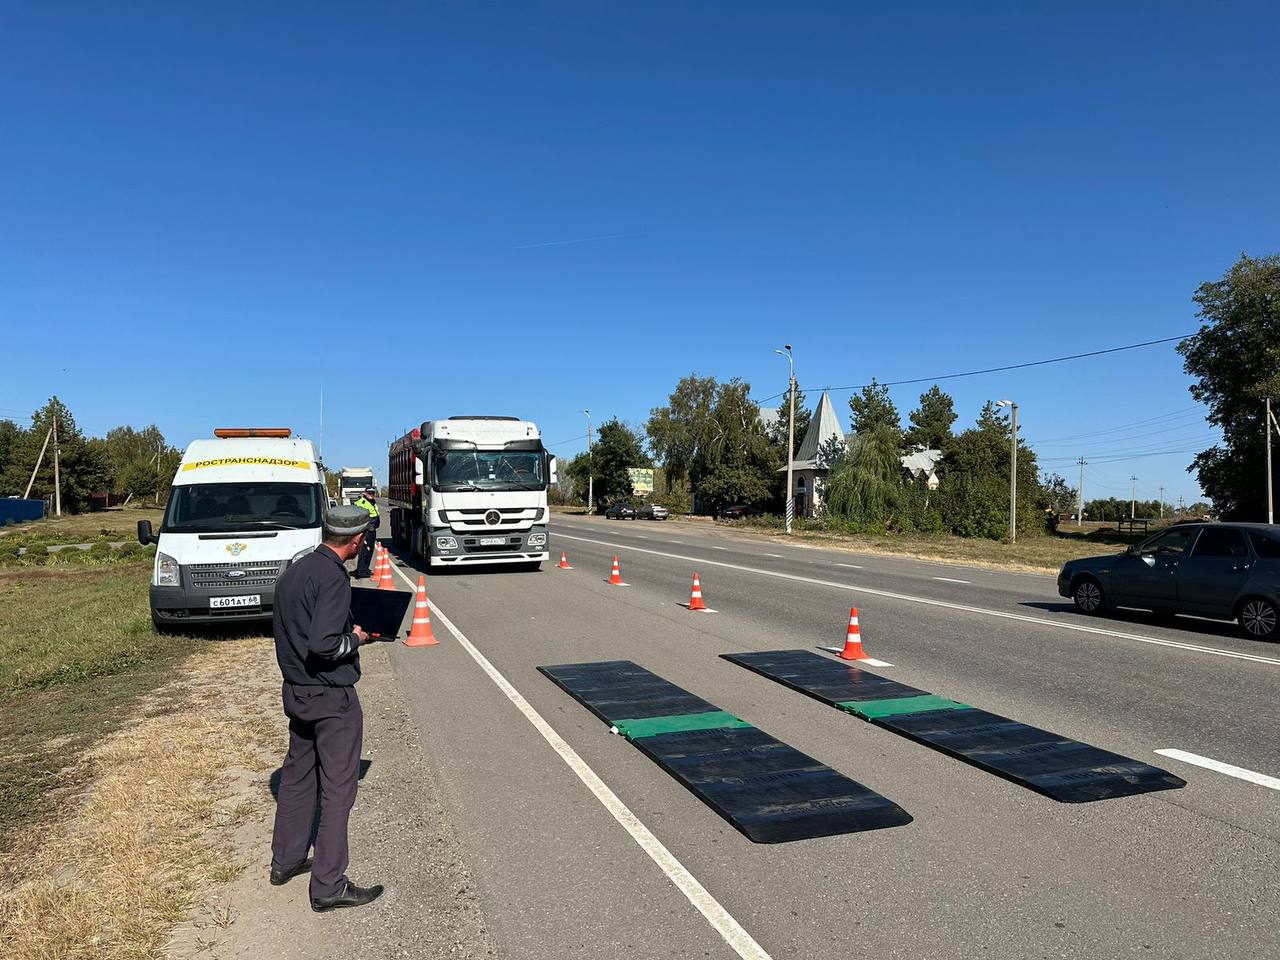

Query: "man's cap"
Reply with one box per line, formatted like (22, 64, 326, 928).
(365, 487, 377, 496)
(325, 506, 371, 537)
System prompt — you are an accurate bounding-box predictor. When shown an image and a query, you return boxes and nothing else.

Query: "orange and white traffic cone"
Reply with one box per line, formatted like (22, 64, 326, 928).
(687, 572, 708, 611)
(369, 543, 385, 582)
(403, 575, 438, 647)
(558, 551, 573, 569)
(837, 607, 867, 660)
(378, 545, 396, 591)
(607, 556, 627, 586)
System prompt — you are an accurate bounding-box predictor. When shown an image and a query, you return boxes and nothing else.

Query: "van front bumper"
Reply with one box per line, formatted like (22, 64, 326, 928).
(150, 582, 279, 624)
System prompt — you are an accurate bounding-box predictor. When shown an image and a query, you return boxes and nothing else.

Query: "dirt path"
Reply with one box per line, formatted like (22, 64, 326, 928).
(168, 642, 497, 959)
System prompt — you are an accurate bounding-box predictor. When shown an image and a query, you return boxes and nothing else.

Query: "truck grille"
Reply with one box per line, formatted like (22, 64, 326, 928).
(189, 560, 285, 589)
(461, 536, 524, 553)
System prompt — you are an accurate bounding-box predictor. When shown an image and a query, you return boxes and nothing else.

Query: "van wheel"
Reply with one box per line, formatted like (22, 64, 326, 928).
(1239, 597, 1278, 640)
(1072, 577, 1105, 615)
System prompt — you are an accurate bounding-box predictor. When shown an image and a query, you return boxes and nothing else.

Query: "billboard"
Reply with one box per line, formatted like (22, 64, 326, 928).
(628, 468, 654, 496)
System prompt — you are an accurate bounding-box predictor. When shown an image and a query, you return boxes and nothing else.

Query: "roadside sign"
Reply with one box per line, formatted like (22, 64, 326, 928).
(628, 468, 654, 496)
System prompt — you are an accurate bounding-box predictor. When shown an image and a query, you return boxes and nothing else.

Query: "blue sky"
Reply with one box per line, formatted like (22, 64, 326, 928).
(3, 1, 1277, 507)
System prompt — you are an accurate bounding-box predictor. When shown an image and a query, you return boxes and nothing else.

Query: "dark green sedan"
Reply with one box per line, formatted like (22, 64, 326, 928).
(1057, 522, 1280, 640)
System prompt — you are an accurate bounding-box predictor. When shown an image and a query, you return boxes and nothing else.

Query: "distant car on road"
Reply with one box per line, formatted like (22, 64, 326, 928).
(1057, 522, 1280, 640)
(637, 503, 669, 520)
(604, 502, 638, 520)
(718, 504, 759, 520)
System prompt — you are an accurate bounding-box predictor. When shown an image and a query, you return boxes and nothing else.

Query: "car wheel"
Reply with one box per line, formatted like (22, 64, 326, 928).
(1238, 597, 1278, 640)
(1072, 577, 1105, 615)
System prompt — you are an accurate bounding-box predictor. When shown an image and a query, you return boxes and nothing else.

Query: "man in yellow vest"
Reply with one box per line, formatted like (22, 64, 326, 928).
(352, 488, 380, 579)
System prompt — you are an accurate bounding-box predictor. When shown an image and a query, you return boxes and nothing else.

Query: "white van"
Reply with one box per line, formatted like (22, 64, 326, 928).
(138, 428, 327, 630)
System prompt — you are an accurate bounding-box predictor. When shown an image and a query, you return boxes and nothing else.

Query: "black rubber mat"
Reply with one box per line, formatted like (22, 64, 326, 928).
(721, 650, 1186, 804)
(538, 660, 913, 842)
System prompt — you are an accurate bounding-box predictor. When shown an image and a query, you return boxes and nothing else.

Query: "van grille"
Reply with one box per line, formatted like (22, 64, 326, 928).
(189, 560, 285, 589)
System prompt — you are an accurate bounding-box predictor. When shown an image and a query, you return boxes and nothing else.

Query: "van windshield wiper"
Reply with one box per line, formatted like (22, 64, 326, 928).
(241, 520, 303, 530)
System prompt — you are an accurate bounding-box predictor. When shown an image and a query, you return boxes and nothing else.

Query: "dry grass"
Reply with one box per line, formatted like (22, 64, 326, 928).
(0, 638, 279, 960)
(0, 504, 165, 543)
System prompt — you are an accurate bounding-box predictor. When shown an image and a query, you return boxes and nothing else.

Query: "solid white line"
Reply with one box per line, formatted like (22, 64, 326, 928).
(710, 546, 728, 551)
(387, 561, 773, 959)
(932, 576, 971, 584)
(1154, 749, 1280, 791)
(835, 563, 863, 569)
(554, 532, 1280, 667)
(765, 553, 785, 558)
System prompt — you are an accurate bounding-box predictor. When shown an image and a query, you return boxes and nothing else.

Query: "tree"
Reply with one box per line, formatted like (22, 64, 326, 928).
(97, 424, 179, 500)
(766, 381, 811, 458)
(696, 379, 780, 514)
(1178, 253, 1280, 519)
(646, 374, 718, 487)
(935, 401, 1043, 539)
(568, 419, 649, 510)
(903, 386, 957, 451)
(848, 378, 900, 437)
(0, 397, 110, 513)
(1041, 473, 1078, 516)
(824, 425, 922, 529)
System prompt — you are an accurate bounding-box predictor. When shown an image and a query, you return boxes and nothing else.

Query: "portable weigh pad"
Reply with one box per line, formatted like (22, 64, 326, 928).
(721, 649, 1185, 804)
(537, 660, 912, 842)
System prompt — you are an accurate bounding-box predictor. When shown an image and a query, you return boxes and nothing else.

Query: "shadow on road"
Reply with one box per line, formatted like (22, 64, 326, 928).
(1018, 600, 1252, 642)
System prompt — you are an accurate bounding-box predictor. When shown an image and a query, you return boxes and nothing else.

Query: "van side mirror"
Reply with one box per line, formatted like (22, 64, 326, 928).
(137, 519, 154, 545)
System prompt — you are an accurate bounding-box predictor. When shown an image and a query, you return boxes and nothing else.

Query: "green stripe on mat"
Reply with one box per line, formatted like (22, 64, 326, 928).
(838, 695, 972, 719)
(612, 710, 753, 739)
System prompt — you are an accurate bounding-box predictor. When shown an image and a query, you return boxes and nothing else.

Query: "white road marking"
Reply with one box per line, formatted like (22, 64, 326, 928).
(387, 561, 773, 960)
(554, 532, 1280, 667)
(817, 647, 893, 667)
(835, 563, 863, 569)
(1154, 749, 1280, 791)
(932, 576, 971, 584)
(710, 546, 728, 551)
(765, 553, 785, 558)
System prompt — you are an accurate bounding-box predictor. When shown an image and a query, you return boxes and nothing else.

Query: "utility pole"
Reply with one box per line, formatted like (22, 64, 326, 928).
(1158, 486, 1165, 519)
(996, 400, 1018, 542)
(582, 409, 594, 515)
(1178, 495, 1185, 520)
(1077, 457, 1086, 527)
(1267, 396, 1275, 524)
(1130, 475, 1137, 520)
(52, 408, 62, 517)
(154, 438, 164, 505)
(775, 345, 795, 534)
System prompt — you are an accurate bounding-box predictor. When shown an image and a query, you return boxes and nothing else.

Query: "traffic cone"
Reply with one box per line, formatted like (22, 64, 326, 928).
(378, 545, 396, 590)
(558, 551, 573, 569)
(370, 543, 385, 582)
(687, 572, 708, 611)
(837, 607, 868, 660)
(607, 556, 627, 586)
(403, 575, 438, 647)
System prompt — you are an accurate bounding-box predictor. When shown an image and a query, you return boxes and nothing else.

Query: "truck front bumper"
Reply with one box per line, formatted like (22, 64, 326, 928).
(428, 524, 549, 566)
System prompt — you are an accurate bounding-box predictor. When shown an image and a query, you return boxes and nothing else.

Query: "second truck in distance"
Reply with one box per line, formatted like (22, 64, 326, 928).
(386, 416, 555, 569)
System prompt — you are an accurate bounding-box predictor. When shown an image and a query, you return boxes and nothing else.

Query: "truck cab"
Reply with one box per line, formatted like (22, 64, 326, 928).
(338, 467, 375, 506)
(139, 428, 327, 629)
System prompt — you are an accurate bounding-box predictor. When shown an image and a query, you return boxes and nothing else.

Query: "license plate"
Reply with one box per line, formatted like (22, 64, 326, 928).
(210, 594, 261, 609)
(478, 537, 507, 546)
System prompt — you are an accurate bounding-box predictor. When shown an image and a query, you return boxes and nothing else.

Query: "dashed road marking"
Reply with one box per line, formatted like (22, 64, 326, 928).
(1154, 749, 1280, 791)
(932, 576, 971, 584)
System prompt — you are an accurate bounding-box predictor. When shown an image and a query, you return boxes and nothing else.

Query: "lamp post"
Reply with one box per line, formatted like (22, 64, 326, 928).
(582, 409, 594, 515)
(774, 345, 795, 534)
(996, 399, 1018, 543)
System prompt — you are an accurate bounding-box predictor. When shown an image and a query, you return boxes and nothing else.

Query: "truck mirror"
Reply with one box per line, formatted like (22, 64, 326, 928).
(414, 457, 425, 485)
(549, 456, 558, 484)
(137, 519, 153, 545)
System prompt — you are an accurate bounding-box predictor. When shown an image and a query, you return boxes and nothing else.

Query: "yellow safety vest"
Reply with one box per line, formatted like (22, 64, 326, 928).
(354, 496, 379, 521)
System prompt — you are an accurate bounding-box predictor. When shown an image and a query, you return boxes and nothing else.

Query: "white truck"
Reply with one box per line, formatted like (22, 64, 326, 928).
(386, 416, 554, 570)
(338, 466, 375, 506)
(138, 428, 327, 629)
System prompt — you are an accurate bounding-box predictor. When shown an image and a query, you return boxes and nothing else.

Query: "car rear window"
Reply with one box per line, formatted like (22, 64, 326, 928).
(1248, 531, 1280, 559)
(1191, 527, 1248, 558)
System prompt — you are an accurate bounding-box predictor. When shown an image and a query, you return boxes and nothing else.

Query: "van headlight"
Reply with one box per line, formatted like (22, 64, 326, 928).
(527, 533, 547, 547)
(436, 536, 458, 550)
(291, 546, 316, 564)
(156, 552, 180, 587)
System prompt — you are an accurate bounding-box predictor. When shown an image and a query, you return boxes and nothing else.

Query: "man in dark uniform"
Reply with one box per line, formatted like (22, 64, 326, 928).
(352, 487, 380, 579)
(270, 506, 384, 912)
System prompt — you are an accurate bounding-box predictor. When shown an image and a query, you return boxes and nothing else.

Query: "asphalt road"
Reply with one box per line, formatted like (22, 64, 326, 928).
(370, 514, 1279, 960)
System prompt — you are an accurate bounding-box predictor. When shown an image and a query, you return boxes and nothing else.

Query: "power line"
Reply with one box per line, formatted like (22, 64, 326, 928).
(754, 333, 1198, 404)
(544, 432, 590, 447)
(1027, 406, 1203, 444)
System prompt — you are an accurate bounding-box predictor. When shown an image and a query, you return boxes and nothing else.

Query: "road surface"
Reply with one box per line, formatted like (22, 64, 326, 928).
(368, 513, 1278, 960)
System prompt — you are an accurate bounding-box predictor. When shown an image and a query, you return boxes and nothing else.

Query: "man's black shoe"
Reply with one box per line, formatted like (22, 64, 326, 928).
(269, 858, 312, 886)
(310, 880, 385, 913)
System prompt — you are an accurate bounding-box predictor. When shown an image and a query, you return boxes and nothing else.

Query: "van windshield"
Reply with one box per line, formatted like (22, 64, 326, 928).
(432, 449, 546, 492)
(164, 482, 324, 532)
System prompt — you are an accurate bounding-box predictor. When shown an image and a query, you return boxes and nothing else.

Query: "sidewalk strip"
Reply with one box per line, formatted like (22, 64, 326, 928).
(1154, 749, 1280, 792)
(386, 561, 775, 960)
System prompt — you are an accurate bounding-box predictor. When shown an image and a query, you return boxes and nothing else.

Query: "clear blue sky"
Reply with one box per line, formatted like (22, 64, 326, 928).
(3, 1, 1277, 507)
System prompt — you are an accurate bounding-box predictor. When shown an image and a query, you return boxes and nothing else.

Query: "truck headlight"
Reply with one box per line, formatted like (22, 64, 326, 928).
(527, 533, 547, 547)
(291, 546, 316, 564)
(156, 552, 180, 587)
(436, 536, 457, 550)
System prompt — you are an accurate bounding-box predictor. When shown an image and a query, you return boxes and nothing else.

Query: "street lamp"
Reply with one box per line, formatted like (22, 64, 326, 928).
(582, 409, 594, 514)
(774, 345, 795, 534)
(995, 399, 1018, 543)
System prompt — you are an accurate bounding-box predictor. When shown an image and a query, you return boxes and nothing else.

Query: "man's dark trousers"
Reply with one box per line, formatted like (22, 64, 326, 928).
(354, 523, 376, 578)
(271, 683, 363, 898)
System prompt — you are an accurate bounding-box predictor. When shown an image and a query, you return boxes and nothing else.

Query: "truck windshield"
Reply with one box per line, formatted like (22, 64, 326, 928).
(164, 482, 324, 532)
(343, 475, 373, 488)
(432, 449, 546, 491)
